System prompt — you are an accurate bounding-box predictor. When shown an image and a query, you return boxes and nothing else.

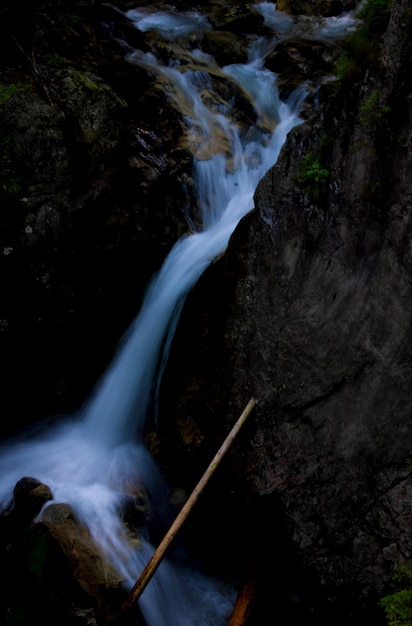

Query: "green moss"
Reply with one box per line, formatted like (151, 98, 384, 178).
(68, 69, 100, 92)
(380, 567, 412, 626)
(0, 83, 29, 112)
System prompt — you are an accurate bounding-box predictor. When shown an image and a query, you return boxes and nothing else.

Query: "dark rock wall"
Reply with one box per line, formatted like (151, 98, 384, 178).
(159, 0, 412, 622)
(238, 3, 412, 608)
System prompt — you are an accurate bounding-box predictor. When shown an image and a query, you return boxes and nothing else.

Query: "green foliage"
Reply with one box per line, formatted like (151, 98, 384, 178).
(380, 567, 412, 626)
(334, 0, 392, 80)
(335, 55, 360, 81)
(319, 131, 334, 153)
(45, 52, 68, 66)
(300, 154, 330, 203)
(360, 90, 391, 129)
(0, 83, 29, 111)
(359, 90, 391, 150)
(358, 0, 392, 36)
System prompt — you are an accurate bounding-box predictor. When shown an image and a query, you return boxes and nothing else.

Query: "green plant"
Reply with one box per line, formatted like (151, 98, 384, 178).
(334, 0, 392, 79)
(45, 52, 68, 66)
(359, 90, 391, 141)
(300, 154, 330, 203)
(334, 54, 361, 81)
(319, 131, 335, 153)
(380, 567, 412, 626)
(360, 90, 391, 125)
(358, 0, 392, 36)
(0, 83, 29, 111)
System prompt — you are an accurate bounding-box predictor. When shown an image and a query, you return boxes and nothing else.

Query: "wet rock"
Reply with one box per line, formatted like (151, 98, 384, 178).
(276, 0, 356, 17)
(266, 38, 339, 97)
(0, 0, 197, 437)
(12, 477, 54, 525)
(38, 503, 125, 601)
(202, 29, 249, 66)
(225, 59, 412, 609)
(0, 480, 146, 626)
(1, 90, 70, 225)
(207, 3, 265, 34)
(53, 68, 127, 184)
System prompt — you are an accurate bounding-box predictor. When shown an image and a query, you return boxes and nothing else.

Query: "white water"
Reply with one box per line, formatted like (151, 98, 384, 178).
(0, 6, 310, 626)
(125, 7, 211, 38)
(256, 1, 360, 40)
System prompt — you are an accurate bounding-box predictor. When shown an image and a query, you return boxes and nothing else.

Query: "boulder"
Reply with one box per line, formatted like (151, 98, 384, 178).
(13, 476, 53, 526)
(266, 38, 340, 97)
(38, 503, 125, 603)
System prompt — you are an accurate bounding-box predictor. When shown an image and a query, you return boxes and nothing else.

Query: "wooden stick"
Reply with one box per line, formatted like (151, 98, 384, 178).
(120, 397, 256, 615)
(227, 563, 257, 626)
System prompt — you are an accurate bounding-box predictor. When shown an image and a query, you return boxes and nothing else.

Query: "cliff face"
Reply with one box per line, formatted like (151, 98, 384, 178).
(160, 0, 412, 621)
(242, 0, 412, 600)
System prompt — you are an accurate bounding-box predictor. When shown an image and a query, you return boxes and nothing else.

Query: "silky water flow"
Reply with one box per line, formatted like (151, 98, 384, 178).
(0, 4, 358, 625)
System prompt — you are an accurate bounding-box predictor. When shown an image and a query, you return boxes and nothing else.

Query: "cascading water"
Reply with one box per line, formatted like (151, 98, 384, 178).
(0, 4, 358, 625)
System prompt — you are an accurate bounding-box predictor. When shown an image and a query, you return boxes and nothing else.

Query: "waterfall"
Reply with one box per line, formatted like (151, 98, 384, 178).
(80, 46, 304, 445)
(0, 4, 331, 625)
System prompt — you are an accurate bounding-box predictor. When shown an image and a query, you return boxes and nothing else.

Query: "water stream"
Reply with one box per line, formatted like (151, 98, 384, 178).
(0, 4, 358, 625)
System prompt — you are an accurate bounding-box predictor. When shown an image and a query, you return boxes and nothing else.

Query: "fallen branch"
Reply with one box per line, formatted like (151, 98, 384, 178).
(227, 563, 257, 626)
(119, 397, 257, 616)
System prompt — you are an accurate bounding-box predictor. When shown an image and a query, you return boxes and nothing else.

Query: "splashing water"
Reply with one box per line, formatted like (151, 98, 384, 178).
(0, 7, 309, 626)
(126, 7, 211, 39)
(256, 1, 360, 40)
(79, 42, 306, 446)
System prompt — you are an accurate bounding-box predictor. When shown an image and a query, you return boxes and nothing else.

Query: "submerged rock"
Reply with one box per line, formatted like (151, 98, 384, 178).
(38, 503, 125, 602)
(12, 477, 54, 526)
